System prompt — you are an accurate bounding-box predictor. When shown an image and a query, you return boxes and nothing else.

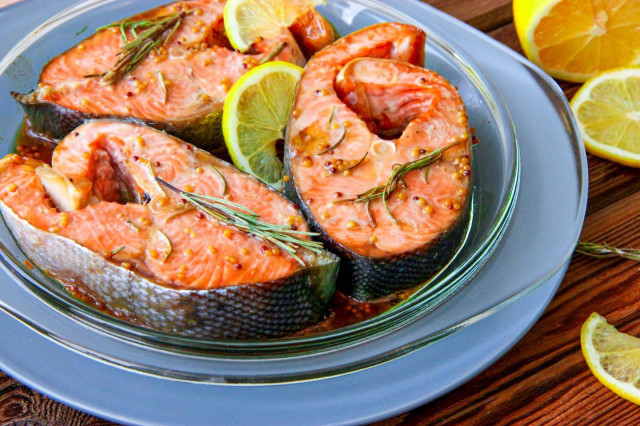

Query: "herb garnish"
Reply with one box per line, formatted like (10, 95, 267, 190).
(156, 178, 323, 265)
(347, 139, 463, 223)
(157, 71, 168, 103)
(318, 127, 347, 155)
(111, 246, 126, 256)
(259, 42, 288, 65)
(85, 11, 193, 85)
(576, 241, 640, 261)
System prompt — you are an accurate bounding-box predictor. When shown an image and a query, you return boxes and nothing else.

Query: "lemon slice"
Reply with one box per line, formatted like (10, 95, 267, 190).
(222, 61, 303, 190)
(224, 0, 324, 52)
(570, 68, 640, 167)
(513, 0, 640, 82)
(581, 312, 640, 405)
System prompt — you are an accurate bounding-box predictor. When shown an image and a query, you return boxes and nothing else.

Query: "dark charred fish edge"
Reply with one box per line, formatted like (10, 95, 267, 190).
(0, 201, 340, 340)
(284, 154, 472, 302)
(11, 91, 225, 154)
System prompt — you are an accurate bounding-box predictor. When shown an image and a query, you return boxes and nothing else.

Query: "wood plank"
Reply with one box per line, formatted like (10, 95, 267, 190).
(9, 1, 639, 425)
(421, 0, 513, 31)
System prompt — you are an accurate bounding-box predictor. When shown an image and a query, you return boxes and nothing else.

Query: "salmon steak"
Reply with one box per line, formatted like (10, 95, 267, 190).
(11, 0, 334, 151)
(284, 23, 472, 301)
(0, 121, 339, 339)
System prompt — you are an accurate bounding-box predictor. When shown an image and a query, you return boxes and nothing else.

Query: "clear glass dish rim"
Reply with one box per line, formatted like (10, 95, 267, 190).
(0, 0, 520, 359)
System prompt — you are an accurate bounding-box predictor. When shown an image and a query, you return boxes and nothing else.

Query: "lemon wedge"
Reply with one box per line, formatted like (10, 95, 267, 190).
(570, 67, 640, 167)
(222, 61, 303, 190)
(581, 312, 640, 405)
(224, 0, 324, 52)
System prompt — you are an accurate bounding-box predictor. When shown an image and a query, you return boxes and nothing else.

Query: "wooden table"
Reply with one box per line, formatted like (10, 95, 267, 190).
(2, 0, 640, 424)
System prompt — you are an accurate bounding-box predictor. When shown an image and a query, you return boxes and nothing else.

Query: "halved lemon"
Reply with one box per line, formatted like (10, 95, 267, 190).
(513, 0, 640, 82)
(581, 313, 640, 405)
(224, 0, 324, 52)
(570, 67, 640, 167)
(222, 61, 303, 190)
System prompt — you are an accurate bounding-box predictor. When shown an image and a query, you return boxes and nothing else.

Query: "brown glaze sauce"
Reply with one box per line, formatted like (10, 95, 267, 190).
(14, 119, 411, 338)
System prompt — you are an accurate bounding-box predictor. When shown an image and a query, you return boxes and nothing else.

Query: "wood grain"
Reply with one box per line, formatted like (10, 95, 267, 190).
(3, 0, 640, 425)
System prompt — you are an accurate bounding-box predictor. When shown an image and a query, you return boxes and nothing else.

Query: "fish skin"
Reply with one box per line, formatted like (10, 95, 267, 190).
(11, 92, 226, 154)
(11, 0, 334, 151)
(284, 23, 472, 301)
(0, 122, 339, 339)
(2, 204, 338, 339)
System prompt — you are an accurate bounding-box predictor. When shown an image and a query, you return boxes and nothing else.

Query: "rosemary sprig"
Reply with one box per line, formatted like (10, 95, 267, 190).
(575, 241, 640, 261)
(156, 178, 323, 265)
(259, 42, 288, 65)
(86, 11, 192, 85)
(350, 139, 464, 223)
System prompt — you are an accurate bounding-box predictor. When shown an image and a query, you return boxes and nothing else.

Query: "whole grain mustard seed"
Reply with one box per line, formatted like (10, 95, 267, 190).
(225, 256, 238, 264)
(347, 221, 357, 230)
(59, 214, 69, 228)
(241, 248, 249, 255)
(7, 183, 17, 193)
(370, 235, 378, 244)
(224, 229, 232, 239)
(208, 245, 217, 254)
(149, 249, 159, 259)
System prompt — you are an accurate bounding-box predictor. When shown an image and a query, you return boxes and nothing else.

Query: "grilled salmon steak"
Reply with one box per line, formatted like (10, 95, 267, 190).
(12, 0, 334, 151)
(0, 121, 338, 339)
(285, 23, 472, 300)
